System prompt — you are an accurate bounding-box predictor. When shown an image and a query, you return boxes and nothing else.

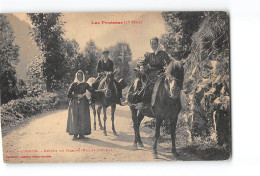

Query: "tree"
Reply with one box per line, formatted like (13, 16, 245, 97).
(0, 14, 20, 104)
(108, 42, 132, 83)
(61, 39, 80, 85)
(84, 40, 102, 77)
(27, 13, 65, 91)
(26, 52, 46, 96)
(161, 12, 205, 60)
(74, 53, 89, 78)
(183, 12, 230, 91)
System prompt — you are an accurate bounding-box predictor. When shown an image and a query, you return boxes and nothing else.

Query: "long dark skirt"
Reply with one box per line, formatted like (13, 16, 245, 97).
(66, 98, 91, 135)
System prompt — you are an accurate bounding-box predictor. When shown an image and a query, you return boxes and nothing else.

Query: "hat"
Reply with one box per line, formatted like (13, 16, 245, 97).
(150, 37, 159, 43)
(102, 50, 110, 55)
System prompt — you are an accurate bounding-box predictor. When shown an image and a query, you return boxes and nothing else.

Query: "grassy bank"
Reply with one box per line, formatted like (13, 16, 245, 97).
(1, 92, 68, 133)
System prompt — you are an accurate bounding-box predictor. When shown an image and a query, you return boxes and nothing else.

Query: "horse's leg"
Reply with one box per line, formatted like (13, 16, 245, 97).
(137, 112, 144, 147)
(97, 106, 103, 130)
(131, 106, 139, 150)
(111, 103, 117, 135)
(103, 106, 107, 136)
(170, 115, 179, 158)
(153, 118, 162, 159)
(91, 104, 96, 130)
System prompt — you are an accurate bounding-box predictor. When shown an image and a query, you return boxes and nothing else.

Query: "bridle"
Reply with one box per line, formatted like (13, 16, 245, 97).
(164, 75, 181, 99)
(101, 73, 112, 97)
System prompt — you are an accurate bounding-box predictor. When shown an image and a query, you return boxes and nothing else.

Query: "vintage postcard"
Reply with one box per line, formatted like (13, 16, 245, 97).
(0, 11, 231, 163)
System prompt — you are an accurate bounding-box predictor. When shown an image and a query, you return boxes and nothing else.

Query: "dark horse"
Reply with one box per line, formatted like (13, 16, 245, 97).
(127, 60, 184, 158)
(87, 71, 118, 136)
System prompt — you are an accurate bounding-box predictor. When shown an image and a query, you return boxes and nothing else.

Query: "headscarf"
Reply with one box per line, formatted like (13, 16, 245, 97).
(73, 70, 86, 83)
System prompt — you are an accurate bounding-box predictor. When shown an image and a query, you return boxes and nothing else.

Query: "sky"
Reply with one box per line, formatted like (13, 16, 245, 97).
(13, 12, 167, 60)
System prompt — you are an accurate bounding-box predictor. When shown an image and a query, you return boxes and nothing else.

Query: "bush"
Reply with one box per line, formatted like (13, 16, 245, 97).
(1, 92, 67, 127)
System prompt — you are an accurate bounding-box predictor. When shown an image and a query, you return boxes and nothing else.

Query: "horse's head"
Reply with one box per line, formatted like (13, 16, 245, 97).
(164, 60, 184, 98)
(100, 71, 116, 97)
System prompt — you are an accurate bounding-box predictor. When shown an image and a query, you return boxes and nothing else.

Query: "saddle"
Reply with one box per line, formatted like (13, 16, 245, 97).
(140, 70, 164, 106)
(127, 68, 164, 117)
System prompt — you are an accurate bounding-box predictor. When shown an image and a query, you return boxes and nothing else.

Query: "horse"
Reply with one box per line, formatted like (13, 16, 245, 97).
(127, 60, 184, 158)
(87, 71, 118, 136)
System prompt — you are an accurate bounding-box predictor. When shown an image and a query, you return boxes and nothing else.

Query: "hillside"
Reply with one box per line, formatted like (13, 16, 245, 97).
(6, 14, 39, 79)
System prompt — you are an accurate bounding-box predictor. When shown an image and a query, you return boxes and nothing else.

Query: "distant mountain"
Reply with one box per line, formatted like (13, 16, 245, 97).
(5, 14, 39, 79)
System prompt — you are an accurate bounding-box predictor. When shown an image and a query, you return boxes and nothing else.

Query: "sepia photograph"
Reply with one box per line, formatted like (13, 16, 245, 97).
(0, 11, 231, 163)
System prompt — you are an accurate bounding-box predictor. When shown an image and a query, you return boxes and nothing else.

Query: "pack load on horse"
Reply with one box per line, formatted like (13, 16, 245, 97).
(127, 37, 185, 158)
(87, 50, 127, 135)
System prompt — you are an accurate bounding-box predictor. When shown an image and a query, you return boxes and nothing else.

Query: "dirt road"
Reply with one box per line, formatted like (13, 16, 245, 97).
(2, 106, 199, 163)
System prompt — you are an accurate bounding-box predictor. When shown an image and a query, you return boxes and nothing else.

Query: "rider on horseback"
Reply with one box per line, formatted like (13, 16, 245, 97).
(92, 50, 125, 105)
(131, 37, 172, 107)
(140, 37, 171, 72)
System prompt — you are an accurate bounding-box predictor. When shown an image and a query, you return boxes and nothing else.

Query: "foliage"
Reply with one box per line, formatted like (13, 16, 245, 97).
(160, 12, 230, 147)
(16, 79, 27, 99)
(183, 12, 230, 146)
(26, 52, 46, 96)
(0, 14, 20, 104)
(184, 12, 230, 92)
(161, 12, 205, 60)
(27, 13, 65, 91)
(83, 40, 102, 78)
(61, 39, 80, 85)
(108, 42, 132, 83)
(1, 92, 66, 127)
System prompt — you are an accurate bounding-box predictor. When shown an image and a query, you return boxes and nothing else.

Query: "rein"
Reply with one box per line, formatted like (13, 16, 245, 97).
(144, 73, 158, 84)
(164, 76, 181, 99)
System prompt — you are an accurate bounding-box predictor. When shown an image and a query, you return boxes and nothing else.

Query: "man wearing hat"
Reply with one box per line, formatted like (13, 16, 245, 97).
(93, 50, 124, 105)
(97, 50, 114, 74)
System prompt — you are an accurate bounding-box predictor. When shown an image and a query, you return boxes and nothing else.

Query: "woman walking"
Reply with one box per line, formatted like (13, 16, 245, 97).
(66, 70, 96, 139)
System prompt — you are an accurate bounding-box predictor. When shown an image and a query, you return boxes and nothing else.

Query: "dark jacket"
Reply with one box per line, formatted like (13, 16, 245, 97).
(140, 51, 171, 70)
(68, 82, 95, 99)
(97, 59, 114, 73)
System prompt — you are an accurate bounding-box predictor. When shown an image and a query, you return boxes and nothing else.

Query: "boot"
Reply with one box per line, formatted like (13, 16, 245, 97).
(73, 135, 78, 140)
(78, 134, 86, 139)
(132, 90, 143, 104)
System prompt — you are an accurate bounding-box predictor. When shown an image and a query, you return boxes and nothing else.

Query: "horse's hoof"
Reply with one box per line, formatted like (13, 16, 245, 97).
(172, 151, 180, 158)
(100, 126, 104, 130)
(133, 144, 138, 150)
(104, 131, 107, 136)
(153, 153, 159, 159)
(113, 131, 118, 136)
(138, 142, 144, 147)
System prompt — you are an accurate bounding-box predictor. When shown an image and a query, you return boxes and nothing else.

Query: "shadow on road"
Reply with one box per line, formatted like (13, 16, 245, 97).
(75, 137, 134, 151)
(72, 131, 157, 153)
